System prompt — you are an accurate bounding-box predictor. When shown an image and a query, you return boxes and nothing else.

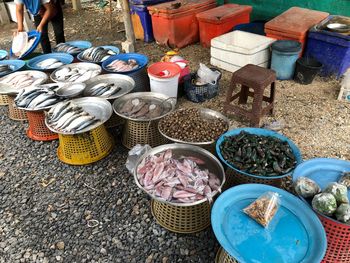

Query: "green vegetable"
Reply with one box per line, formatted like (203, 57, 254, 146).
(335, 204, 350, 224)
(312, 193, 337, 216)
(324, 182, 349, 205)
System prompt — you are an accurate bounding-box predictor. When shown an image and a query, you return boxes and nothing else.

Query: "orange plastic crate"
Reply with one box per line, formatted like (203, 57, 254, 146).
(196, 4, 252, 48)
(148, 0, 216, 48)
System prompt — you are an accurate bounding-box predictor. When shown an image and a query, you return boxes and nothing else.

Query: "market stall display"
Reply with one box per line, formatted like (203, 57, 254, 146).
(293, 158, 350, 262)
(216, 128, 302, 188)
(50, 62, 101, 83)
(45, 97, 113, 165)
(134, 143, 225, 233)
(113, 92, 176, 148)
(211, 184, 327, 263)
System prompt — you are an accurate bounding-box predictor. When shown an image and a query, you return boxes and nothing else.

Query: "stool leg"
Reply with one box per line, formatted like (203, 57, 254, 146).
(238, 85, 249, 104)
(224, 78, 236, 113)
(251, 90, 264, 127)
(269, 82, 276, 115)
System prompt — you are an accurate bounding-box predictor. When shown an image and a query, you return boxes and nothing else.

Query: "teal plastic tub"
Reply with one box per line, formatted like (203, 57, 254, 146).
(270, 40, 302, 80)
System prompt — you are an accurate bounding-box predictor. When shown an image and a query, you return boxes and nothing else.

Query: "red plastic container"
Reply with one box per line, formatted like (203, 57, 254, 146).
(265, 7, 329, 53)
(318, 214, 350, 262)
(196, 4, 252, 48)
(148, 0, 216, 48)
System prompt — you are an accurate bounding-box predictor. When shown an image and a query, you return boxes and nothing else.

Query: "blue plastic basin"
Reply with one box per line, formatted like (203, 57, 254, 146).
(216, 127, 302, 179)
(0, 50, 8, 60)
(26, 53, 74, 71)
(76, 45, 120, 64)
(270, 40, 302, 80)
(10, 30, 41, 60)
(0, 60, 26, 77)
(55, 40, 92, 56)
(102, 53, 148, 74)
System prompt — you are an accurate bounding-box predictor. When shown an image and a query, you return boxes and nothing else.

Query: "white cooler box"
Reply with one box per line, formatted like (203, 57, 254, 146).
(210, 30, 276, 72)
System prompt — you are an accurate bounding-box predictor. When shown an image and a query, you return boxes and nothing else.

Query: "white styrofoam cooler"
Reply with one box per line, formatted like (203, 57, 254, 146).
(210, 30, 276, 72)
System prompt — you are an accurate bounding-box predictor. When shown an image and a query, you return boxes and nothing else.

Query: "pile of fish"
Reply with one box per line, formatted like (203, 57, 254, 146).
(219, 131, 297, 176)
(53, 67, 100, 83)
(137, 149, 221, 203)
(106, 59, 139, 72)
(0, 64, 13, 76)
(36, 58, 64, 70)
(119, 98, 165, 119)
(80, 47, 117, 63)
(54, 43, 83, 54)
(15, 85, 62, 109)
(47, 101, 101, 133)
(86, 82, 121, 97)
(0, 73, 43, 90)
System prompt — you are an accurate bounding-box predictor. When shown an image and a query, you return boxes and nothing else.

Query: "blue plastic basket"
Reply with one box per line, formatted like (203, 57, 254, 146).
(76, 45, 120, 63)
(0, 50, 8, 60)
(10, 30, 41, 60)
(211, 184, 327, 263)
(26, 53, 74, 71)
(102, 53, 148, 74)
(216, 128, 302, 179)
(54, 40, 92, 56)
(0, 60, 26, 77)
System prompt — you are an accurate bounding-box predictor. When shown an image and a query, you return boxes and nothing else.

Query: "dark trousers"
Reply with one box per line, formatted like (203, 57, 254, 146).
(34, 2, 65, 54)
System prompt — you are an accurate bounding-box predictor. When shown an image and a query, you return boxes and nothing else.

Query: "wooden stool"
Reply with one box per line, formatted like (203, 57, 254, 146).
(224, 64, 276, 127)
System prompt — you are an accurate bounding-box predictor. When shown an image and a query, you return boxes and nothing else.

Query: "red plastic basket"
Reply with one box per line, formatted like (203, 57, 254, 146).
(26, 110, 58, 141)
(319, 214, 350, 262)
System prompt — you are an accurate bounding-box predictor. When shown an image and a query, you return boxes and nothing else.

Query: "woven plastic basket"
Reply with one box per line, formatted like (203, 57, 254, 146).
(128, 67, 150, 93)
(8, 95, 28, 121)
(105, 112, 125, 128)
(215, 248, 238, 263)
(151, 199, 211, 234)
(0, 95, 9, 105)
(26, 111, 58, 141)
(57, 124, 114, 165)
(319, 214, 350, 262)
(122, 119, 168, 149)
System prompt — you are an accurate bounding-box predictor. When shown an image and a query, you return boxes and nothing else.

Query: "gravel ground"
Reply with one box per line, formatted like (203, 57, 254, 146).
(1, 1, 350, 263)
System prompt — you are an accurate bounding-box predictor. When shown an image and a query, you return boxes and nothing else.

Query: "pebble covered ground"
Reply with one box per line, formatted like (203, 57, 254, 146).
(1, 1, 350, 262)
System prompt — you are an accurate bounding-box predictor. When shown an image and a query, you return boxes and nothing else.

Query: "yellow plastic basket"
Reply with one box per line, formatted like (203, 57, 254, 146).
(8, 95, 28, 121)
(215, 247, 238, 263)
(122, 119, 168, 149)
(0, 95, 9, 106)
(57, 124, 114, 165)
(151, 199, 211, 234)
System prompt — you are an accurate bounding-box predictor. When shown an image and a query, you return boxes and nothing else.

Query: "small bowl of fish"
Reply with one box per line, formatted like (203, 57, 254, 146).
(0, 70, 48, 95)
(134, 143, 226, 206)
(15, 83, 65, 111)
(50, 62, 102, 83)
(53, 40, 92, 56)
(113, 92, 176, 121)
(102, 53, 148, 74)
(56, 82, 86, 98)
(45, 97, 112, 135)
(84, 74, 135, 100)
(0, 50, 8, 60)
(0, 60, 26, 78)
(77, 46, 119, 64)
(27, 53, 74, 72)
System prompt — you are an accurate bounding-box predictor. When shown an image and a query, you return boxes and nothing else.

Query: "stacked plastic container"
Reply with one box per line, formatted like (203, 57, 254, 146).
(264, 7, 329, 52)
(306, 16, 350, 78)
(196, 4, 252, 47)
(210, 30, 276, 72)
(130, 0, 172, 42)
(148, 0, 216, 48)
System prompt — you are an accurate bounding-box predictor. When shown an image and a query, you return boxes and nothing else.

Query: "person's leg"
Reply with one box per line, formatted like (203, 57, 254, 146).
(51, 2, 65, 44)
(34, 14, 51, 53)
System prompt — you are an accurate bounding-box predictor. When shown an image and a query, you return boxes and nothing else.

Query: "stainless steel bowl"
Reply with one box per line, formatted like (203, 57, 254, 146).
(50, 62, 102, 83)
(133, 143, 226, 207)
(0, 70, 48, 95)
(158, 108, 230, 146)
(112, 92, 176, 121)
(45, 97, 112, 135)
(84, 74, 135, 100)
(56, 82, 86, 98)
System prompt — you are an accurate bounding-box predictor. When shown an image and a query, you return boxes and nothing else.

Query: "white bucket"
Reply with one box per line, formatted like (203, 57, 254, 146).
(148, 73, 180, 98)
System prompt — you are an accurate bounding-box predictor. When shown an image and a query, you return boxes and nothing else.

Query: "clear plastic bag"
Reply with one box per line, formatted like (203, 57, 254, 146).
(294, 176, 321, 198)
(196, 63, 221, 85)
(125, 144, 152, 174)
(243, 192, 281, 227)
(338, 172, 350, 189)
